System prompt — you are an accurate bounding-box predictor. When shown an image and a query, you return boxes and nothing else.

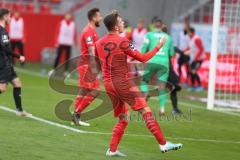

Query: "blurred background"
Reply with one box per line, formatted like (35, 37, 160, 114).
(1, 0, 214, 61)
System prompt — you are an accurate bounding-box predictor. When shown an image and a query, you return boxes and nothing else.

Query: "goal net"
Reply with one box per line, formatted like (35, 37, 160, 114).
(207, 0, 240, 111)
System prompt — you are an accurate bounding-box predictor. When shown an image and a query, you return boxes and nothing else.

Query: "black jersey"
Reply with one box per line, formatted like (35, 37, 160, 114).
(0, 25, 19, 69)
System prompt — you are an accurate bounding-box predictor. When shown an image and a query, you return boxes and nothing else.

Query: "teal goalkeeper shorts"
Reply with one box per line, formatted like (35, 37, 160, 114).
(142, 63, 169, 83)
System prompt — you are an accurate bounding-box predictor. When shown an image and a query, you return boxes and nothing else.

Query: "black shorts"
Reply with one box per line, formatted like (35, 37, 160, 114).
(168, 67, 179, 85)
(191, 60, 202, 71)
(167, 66, 181, 91)
(0, 67, 18, 84)
(178, 54, 190, 65)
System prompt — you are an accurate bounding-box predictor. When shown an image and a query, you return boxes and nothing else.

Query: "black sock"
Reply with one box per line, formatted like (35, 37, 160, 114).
(190, 73, 195, 86)
(195, 74, 201, 86)
(170, 90, 178, 109)
(13, 87, 23, 112)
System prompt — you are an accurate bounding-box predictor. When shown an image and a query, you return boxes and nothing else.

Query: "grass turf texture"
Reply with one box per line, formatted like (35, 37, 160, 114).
(0, 63, 240, 160)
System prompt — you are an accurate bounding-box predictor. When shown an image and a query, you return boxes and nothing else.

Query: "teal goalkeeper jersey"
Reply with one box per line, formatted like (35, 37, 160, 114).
(141, 31, 174, 67)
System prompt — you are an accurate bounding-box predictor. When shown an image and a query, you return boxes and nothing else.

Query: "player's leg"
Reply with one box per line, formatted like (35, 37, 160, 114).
(49, 45, 63, 76)
(189, 61, 196, 90)
(185, 59, 190, 86)
(140, 64, 154, 100)
(10, 67, 31, 116)
(168, 67, 182, 114)
(72, 87, 90, 126)
(76, 89, 99, 113)
(53, 45, 63, 69)
(11, 77, 23, 112)
(157, 64, 169, 116)
(64, 46, 71, 73)
(170, 89, 182, 114)
(121, 81, 182, 154)
(106, 92, 128, 157)
(189, 61, 202, 91)
(73, 66, 90, 124)
(107, 112, 128, 157)
(123, 82, 167, 146)
(73, 87, 99, 126)
(192, 61, 203, 91)
(106, 99, 130, 157)
(11, 76, 30, 117)
(72, 65, 100, 126)
(178, 56, 184, 79)
(74, 87, 89, 111)
(138, 106, 183, 153)
(158, 82, 167, 116)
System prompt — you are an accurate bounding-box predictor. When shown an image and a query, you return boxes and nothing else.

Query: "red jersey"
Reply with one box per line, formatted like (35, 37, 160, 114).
(95, 33, 159, 117)
(95, 33, 159, 83)
(78, 25, 100, 89)
(80, 25, 99, 55)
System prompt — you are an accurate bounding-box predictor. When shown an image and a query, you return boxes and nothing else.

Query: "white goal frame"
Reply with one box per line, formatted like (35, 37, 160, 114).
(207, 0, 222, 110)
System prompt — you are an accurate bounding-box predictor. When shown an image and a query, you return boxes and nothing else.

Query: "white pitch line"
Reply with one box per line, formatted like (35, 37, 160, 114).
(0, 105, 240, 145)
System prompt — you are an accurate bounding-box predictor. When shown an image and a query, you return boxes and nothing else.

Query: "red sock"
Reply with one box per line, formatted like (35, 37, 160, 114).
(74, 96, 83, 112)
(75, 95, 95, 113)
(109, 120, 128, 152)
(143, 112, 166, 145)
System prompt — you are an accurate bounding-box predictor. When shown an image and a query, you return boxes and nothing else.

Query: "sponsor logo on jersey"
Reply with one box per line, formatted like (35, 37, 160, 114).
(86, 36, 93, 44)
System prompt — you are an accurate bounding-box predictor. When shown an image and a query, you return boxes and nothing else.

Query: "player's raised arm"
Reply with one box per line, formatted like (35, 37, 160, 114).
(125, 38, 166, 63)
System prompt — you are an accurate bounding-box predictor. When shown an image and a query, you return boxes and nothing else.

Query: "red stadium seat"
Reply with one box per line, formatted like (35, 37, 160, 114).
(4, 3, 13, 10)
(25, 4, 36, 13)
(50, 0, 62, 4)
(0, 2, 3, 8)
(13, 3, 25, 12)
(40, 5, 52, 14)
(203, 15, 212, 24)
(38, 0, 49, 3)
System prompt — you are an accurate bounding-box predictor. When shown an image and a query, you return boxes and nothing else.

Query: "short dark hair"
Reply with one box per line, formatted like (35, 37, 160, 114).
(189, 27, 195, 33)
(87, 8, 100, 21)
(152, 16, 158, 23)
(155, 19, 163, 24)
(0, 8, 10, 20)
(104, 12, 120, 31)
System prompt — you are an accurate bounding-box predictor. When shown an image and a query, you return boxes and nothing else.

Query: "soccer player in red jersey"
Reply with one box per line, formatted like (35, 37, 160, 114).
(72, 8, 103, 126)
(95, 11, 183, 156)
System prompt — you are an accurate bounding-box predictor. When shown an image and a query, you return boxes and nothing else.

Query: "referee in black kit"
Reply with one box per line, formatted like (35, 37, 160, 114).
(0, 9, 30, 117)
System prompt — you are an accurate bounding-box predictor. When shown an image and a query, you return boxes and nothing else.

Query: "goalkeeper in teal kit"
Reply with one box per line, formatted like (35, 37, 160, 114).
(140, 19, 174, 115)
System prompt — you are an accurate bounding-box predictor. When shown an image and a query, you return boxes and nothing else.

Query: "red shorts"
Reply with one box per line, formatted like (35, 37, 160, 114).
(78, 66, 100, 90)
(104, 80, 147, 117)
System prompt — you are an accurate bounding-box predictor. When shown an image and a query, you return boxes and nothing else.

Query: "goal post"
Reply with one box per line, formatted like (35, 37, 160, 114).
(207, 0, 222, 110)
(207, 0, 240, 111)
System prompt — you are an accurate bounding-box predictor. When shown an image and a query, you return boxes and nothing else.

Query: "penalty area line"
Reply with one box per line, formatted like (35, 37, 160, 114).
(0, 105, 240, 145)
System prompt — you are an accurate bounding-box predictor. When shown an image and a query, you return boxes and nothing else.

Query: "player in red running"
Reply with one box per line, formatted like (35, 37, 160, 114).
(95, 11, 183, 157)
(72, 8, 103, 126)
